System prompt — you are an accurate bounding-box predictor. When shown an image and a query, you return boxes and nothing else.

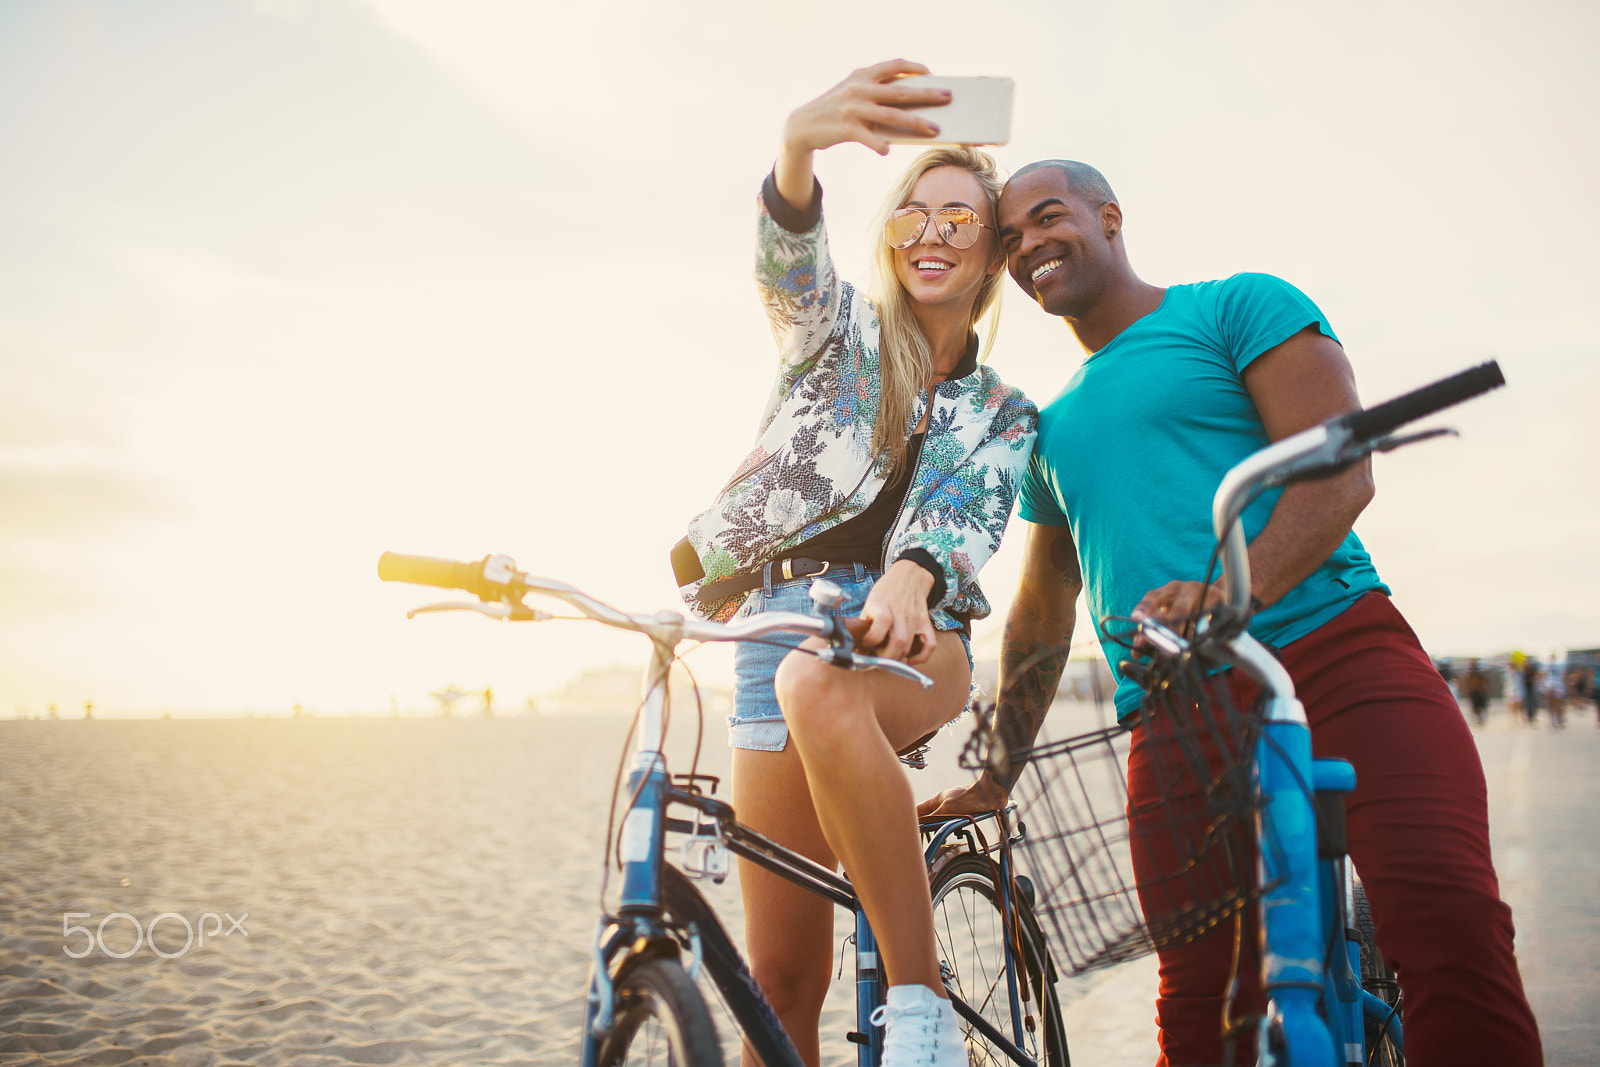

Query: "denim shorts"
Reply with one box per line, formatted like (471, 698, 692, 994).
(728, 563, 974, 752)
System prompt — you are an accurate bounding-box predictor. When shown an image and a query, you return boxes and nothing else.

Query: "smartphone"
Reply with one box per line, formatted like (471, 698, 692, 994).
(885, 75, 1014, 147)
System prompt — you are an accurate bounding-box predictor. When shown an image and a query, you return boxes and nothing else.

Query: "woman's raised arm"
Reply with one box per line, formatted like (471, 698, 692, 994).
(773, 59, 948, 212)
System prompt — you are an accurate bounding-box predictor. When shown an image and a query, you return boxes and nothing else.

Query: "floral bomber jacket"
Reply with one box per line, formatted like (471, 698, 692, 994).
(679, 176, 1038, 623)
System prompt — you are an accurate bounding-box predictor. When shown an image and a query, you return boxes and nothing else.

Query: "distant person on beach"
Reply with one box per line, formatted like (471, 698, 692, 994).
(1523, 657, 1541, 723)
(1437, 658, 1458, 701)
(1505, 655, 1525, 719)
(919, 159, 1543, 1065)
(1543, 661, 1566, 728)
(1577, 664, 1598, 723)
(674, 61, 1036, 1067)
(1465, 659, 1490, 726)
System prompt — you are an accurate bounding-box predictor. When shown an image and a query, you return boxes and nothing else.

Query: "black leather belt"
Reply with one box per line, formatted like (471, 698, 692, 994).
(695, 557, 844, 603)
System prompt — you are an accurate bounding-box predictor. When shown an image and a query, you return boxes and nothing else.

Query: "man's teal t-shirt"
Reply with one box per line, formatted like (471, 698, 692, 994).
(1017, 273, 1388, 719)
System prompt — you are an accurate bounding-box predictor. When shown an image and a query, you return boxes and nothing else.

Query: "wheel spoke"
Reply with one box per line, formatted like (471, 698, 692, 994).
(930, 856, 1064, 1064)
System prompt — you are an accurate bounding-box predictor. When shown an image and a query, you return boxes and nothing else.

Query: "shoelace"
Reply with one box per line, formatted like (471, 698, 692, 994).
(870, 1001, 938, 1062)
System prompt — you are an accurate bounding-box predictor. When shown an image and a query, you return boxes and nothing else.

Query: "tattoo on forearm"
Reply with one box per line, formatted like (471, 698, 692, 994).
(990, 629, 1069, 791)
(985, 525, 1081, 791)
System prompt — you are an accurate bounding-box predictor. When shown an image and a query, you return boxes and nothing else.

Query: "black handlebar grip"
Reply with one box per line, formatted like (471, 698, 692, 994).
(377, 552, 486, 595)
(1343, 360, 1505, 442)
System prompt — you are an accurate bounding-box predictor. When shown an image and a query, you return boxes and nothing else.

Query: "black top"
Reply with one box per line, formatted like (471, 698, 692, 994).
(784, 433, 947, 607)
(790, 433, 925, 564)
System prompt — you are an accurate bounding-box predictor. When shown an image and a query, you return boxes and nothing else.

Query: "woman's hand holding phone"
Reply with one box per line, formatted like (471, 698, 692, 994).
(774, 59, 949, 210)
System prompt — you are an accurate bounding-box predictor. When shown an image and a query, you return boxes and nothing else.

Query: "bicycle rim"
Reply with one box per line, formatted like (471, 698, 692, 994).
(598, 957, 724, 1067)
(930, 853, 1069, 1066)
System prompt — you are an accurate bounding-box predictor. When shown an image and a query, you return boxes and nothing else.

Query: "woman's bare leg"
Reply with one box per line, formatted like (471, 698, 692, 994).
(775, 631, 972, 992)
(732, 743, 837, 1067)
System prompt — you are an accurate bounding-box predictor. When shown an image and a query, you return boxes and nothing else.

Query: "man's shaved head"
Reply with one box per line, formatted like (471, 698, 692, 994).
(1008, 159, 1117, 209)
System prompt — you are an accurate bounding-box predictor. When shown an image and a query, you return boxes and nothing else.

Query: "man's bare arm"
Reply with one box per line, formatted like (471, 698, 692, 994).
(991, 522, 1082, 788)
(919, 521, 1081, 816)
(1240, 326, 1374, 606)
(1133, 326, 1374, 622)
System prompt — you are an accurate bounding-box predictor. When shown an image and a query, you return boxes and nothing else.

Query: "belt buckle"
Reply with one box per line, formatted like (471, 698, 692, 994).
(780, 559, 831, 582)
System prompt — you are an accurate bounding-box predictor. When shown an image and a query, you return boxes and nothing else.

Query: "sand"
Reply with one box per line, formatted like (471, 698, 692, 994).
(0, 709, 1151, 1066)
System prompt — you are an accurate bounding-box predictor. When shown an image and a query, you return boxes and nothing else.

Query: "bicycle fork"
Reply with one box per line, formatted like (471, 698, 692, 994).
(1255, 711, 1337, 1067)
(580, 638, 682, 1067)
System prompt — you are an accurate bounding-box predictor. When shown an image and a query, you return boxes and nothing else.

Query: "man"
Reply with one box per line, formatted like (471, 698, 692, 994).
(921, 161, 1541, 1065)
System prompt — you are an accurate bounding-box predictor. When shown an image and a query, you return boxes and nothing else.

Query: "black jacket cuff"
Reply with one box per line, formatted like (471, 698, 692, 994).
(761, 168, 823, 234)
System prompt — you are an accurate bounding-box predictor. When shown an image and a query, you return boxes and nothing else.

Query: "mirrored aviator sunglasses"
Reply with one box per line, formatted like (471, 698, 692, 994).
(885, 207, 986, 250)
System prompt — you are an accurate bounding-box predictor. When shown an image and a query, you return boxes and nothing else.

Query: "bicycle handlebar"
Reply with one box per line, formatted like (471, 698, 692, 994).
(377, 551, 494, 597)
(1341, 360, 1504, 443)
(377, 551, 934, 688)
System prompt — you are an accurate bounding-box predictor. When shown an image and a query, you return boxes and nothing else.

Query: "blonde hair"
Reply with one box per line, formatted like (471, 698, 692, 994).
(867, 146, 1006, 480)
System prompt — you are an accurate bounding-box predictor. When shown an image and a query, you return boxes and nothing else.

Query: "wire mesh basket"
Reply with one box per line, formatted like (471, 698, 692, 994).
(967, 652, 1275, 977)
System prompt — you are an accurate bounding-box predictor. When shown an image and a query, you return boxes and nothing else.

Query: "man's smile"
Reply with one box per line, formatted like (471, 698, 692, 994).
(1030, 258, 1063, 284)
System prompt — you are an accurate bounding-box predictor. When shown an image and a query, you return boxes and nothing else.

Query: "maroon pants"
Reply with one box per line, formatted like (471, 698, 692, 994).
(1129, 592, 1542, 1066)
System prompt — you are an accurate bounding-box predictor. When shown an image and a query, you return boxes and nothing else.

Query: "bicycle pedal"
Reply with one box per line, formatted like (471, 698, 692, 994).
(846, 1031, 869, 1046)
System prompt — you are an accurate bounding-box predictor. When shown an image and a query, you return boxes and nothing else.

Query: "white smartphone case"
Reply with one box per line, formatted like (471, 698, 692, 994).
(886, 76, 1014, 147)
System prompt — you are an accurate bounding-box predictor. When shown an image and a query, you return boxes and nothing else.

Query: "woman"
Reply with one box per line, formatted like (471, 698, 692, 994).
(677, 61, 1037, 1067)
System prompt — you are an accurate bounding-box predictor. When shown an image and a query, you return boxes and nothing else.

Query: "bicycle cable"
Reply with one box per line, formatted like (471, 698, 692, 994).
(1368, 993, 1403, 1065)
(1218, 909, 1247, 1067)
(667, 649, 706, 788)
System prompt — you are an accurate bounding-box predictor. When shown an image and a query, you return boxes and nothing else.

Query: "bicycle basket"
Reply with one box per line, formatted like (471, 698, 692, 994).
(969, 654, 1275, 977)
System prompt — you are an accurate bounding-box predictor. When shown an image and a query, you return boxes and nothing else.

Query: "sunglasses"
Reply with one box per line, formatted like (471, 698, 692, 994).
(885, 207, 989, 250)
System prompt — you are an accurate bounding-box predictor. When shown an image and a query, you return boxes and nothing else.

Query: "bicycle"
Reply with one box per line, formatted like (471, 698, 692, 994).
(376, 553, 1070, 1066)
(973, 361, 1506, 1066)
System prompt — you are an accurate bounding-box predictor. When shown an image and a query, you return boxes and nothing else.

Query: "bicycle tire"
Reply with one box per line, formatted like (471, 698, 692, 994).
(929, 852, 1070, 1066)
(1351, 879, 1403, 1067)
(659, 864, 804, 1067)
(597, 956, 724, 1067)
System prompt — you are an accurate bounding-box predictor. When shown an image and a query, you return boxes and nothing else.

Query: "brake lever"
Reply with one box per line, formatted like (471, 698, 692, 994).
(406, 600, 554, 622)
(1371, 426, 1457, 453)
(809, 633, 934, 689)
(847, 653, 934, 689)
(1134, 617, 1189, 657)
(1299, 426, 1459, 480)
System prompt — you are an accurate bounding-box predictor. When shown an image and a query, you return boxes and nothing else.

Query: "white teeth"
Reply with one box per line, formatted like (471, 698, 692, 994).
(915, 260, 951, 271)
(1031, 258, 1063, 282)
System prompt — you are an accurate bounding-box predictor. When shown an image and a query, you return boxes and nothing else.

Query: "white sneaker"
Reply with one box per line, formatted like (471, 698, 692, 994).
(871, 983, 968, 1067)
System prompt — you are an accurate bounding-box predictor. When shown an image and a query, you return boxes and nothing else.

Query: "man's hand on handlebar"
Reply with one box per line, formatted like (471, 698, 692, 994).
(917, 776, 1009, 819)
(1131, 579, 1227, 637)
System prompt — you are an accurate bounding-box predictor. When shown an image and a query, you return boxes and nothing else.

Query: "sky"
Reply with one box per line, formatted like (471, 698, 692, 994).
(2, 0, 1596, 716)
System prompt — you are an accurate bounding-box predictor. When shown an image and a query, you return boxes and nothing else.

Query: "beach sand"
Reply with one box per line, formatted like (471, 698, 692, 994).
(0, 708, 1150, 1065)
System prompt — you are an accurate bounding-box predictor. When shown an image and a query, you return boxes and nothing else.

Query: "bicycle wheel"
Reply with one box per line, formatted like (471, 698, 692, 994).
(929, 852, 1069, 1066)
(1351, 879, 1403, 1067)
(597, 956, 724, 1067)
